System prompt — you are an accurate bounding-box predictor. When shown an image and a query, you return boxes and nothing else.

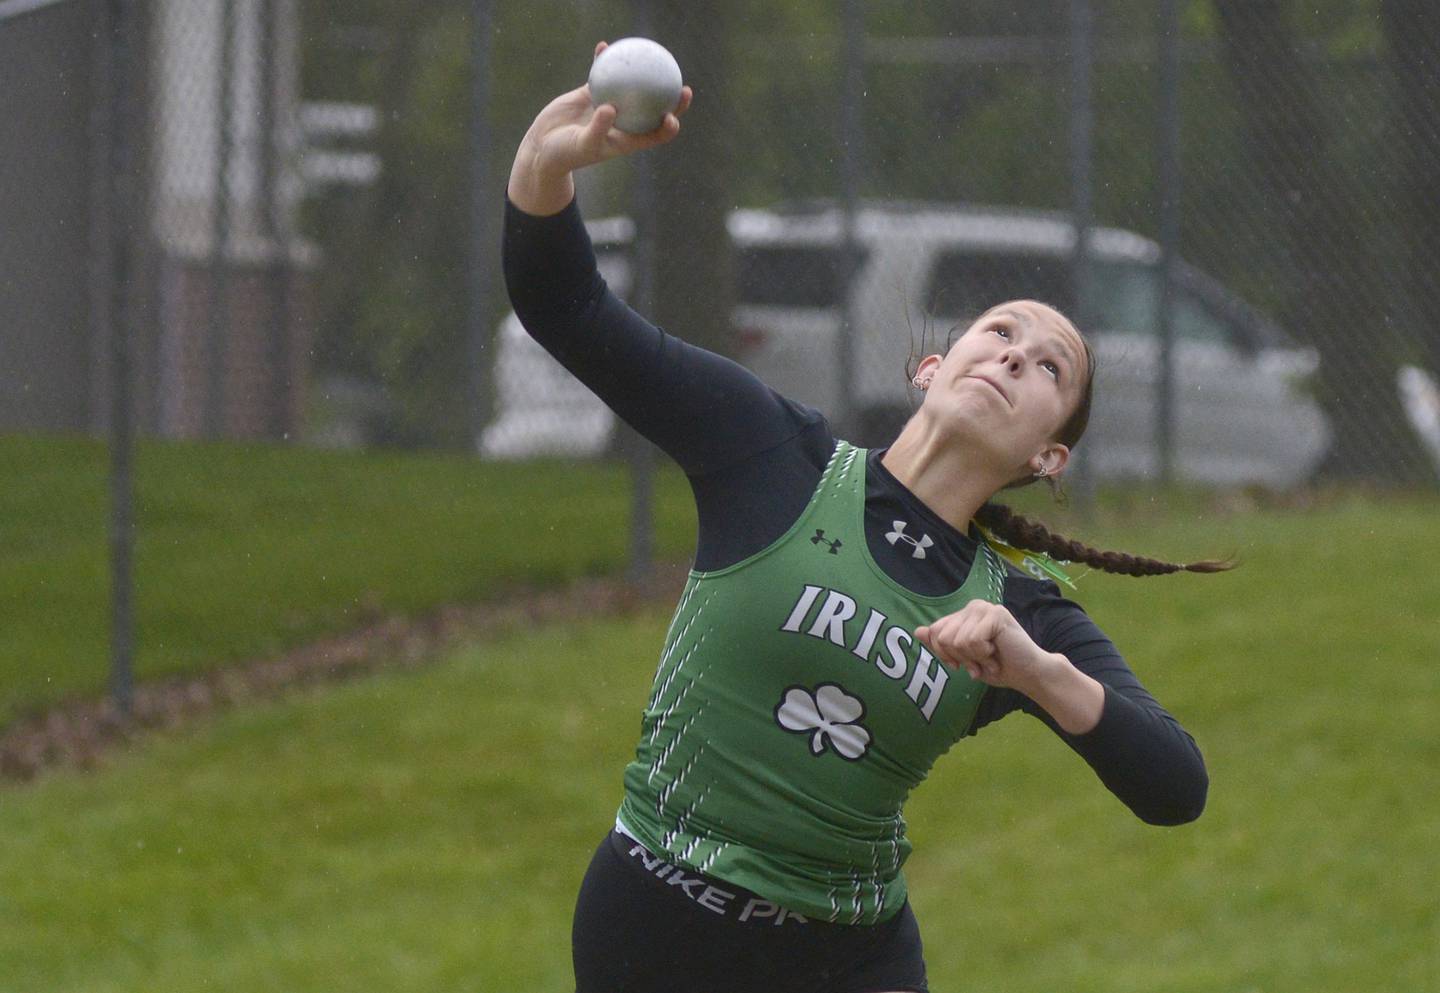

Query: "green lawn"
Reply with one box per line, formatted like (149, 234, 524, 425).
(1, 434, 695, 724)
(1, 488, 1436, 991)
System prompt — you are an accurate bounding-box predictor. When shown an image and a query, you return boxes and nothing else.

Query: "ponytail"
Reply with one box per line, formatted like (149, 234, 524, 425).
(975, 501, 1238, 578)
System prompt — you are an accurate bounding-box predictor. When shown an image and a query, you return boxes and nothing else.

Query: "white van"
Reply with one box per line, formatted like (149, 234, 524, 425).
(482, 202, 1331, 487)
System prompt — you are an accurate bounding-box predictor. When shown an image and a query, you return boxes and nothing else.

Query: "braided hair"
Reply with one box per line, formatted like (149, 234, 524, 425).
(974, 501, 1237, 577)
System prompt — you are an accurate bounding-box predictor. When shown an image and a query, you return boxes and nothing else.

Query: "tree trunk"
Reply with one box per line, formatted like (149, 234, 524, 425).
(1382, 0, 1440, 379)
(1213, 0, 1435, 484)
(649, 2, 736, 359)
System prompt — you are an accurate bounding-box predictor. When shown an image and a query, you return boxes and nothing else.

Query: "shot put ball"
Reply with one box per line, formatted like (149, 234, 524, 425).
(588, 37, 684, 134)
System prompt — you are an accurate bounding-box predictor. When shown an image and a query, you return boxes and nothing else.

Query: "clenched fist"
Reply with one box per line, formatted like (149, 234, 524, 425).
(915, 600, 1105, 734)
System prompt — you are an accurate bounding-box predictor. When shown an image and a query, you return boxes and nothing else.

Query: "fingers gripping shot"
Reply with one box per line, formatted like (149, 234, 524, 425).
(505, 42, 1232, 993)
(507, 40, 690, 218)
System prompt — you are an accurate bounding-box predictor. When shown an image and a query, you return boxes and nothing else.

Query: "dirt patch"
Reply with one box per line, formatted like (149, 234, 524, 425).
(0, 563, 689, 786)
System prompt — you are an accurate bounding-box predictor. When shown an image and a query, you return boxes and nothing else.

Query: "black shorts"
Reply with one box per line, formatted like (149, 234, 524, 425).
(572, 831, 928, 993)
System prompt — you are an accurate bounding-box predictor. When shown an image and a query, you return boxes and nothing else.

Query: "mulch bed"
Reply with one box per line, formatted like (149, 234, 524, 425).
(0, 563, 689, 786)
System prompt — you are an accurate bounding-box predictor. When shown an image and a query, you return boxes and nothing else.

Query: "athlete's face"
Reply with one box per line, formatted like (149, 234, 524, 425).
(915, 300, 1089, 479)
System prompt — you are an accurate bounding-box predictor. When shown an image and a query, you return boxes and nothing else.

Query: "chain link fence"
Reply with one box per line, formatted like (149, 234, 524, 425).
(473, 1, 1440, 489)
(3, 0, 1439, 710)
(7, 0, 1438, 473)
(2, 0, 309, 438)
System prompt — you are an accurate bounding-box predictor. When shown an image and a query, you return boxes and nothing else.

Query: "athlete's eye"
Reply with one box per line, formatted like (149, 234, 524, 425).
(1042, 360, 1060, 380)
(990, 325, 1010, 339)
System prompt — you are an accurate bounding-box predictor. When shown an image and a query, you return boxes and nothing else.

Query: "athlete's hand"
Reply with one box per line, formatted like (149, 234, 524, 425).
(508, 41, 693, 215)
(915, 601, 1059, 693)
(916, 601, 1104, 734)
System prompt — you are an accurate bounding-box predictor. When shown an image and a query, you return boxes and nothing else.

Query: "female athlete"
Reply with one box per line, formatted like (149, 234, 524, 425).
(506, 43, 1225, 993)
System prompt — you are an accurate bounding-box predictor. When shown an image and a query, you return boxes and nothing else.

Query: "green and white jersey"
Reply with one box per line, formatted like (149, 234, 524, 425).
(618, 440, 1008, 925)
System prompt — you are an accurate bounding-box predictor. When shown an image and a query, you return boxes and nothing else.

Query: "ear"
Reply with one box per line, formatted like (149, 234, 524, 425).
(1031, 443, 1071, 477)
(915, 353, 943, 380)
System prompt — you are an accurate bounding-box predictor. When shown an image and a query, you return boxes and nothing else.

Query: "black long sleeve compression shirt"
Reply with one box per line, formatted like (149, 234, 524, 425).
(502, 196, 1207, 826)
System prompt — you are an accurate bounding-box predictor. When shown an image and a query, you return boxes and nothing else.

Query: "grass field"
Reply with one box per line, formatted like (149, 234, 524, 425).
(2, 476, 1436, 991)
(0, 434, 695, 724)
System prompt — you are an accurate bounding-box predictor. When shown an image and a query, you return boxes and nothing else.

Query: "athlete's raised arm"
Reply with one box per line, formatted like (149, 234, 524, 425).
(504, 46, 816, 478)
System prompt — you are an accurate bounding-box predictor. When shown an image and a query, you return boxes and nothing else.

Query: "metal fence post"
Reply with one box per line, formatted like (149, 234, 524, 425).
(206, 0, 235, 438)
(106, 0, 135, 717)
(627, 0, 656, 584)
(1156, 0, 1181, 484)
(838, 0, 864, 439)
(469, 0, 494, 451)
(259, 0, 294, 440)
(1068, 0, 1096, 513)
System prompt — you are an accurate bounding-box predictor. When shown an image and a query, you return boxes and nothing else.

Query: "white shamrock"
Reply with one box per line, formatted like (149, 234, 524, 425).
(775, 683, 872, 761)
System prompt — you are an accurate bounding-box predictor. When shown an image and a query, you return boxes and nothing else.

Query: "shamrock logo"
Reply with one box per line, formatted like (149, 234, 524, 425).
(774, 683, 872, 761)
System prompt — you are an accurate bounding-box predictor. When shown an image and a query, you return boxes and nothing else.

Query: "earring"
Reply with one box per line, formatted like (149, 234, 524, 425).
(1034, 464, 1049, 478)
(912, 376, 932, 390)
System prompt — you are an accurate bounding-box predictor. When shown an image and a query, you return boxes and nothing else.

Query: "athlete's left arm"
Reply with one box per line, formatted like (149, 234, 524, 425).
(956, 584, 1209, 826)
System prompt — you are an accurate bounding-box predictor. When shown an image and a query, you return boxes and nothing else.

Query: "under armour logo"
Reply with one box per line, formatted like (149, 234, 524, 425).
(885, 520, 934, 559)
(811, 529, 842, 554)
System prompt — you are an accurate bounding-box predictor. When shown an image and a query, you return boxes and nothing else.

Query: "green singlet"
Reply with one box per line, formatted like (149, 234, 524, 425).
(617, 441, 1008, 925)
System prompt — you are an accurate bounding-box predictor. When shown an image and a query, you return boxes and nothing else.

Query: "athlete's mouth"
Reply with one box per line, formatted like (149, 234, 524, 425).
(966, 375, 1011, 406)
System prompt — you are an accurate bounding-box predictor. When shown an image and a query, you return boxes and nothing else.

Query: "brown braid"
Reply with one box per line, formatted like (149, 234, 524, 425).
(975, 502, 1238, 577)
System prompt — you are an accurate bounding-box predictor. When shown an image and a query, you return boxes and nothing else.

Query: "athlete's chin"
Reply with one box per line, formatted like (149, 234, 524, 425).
(935, 400, 1013, 440)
